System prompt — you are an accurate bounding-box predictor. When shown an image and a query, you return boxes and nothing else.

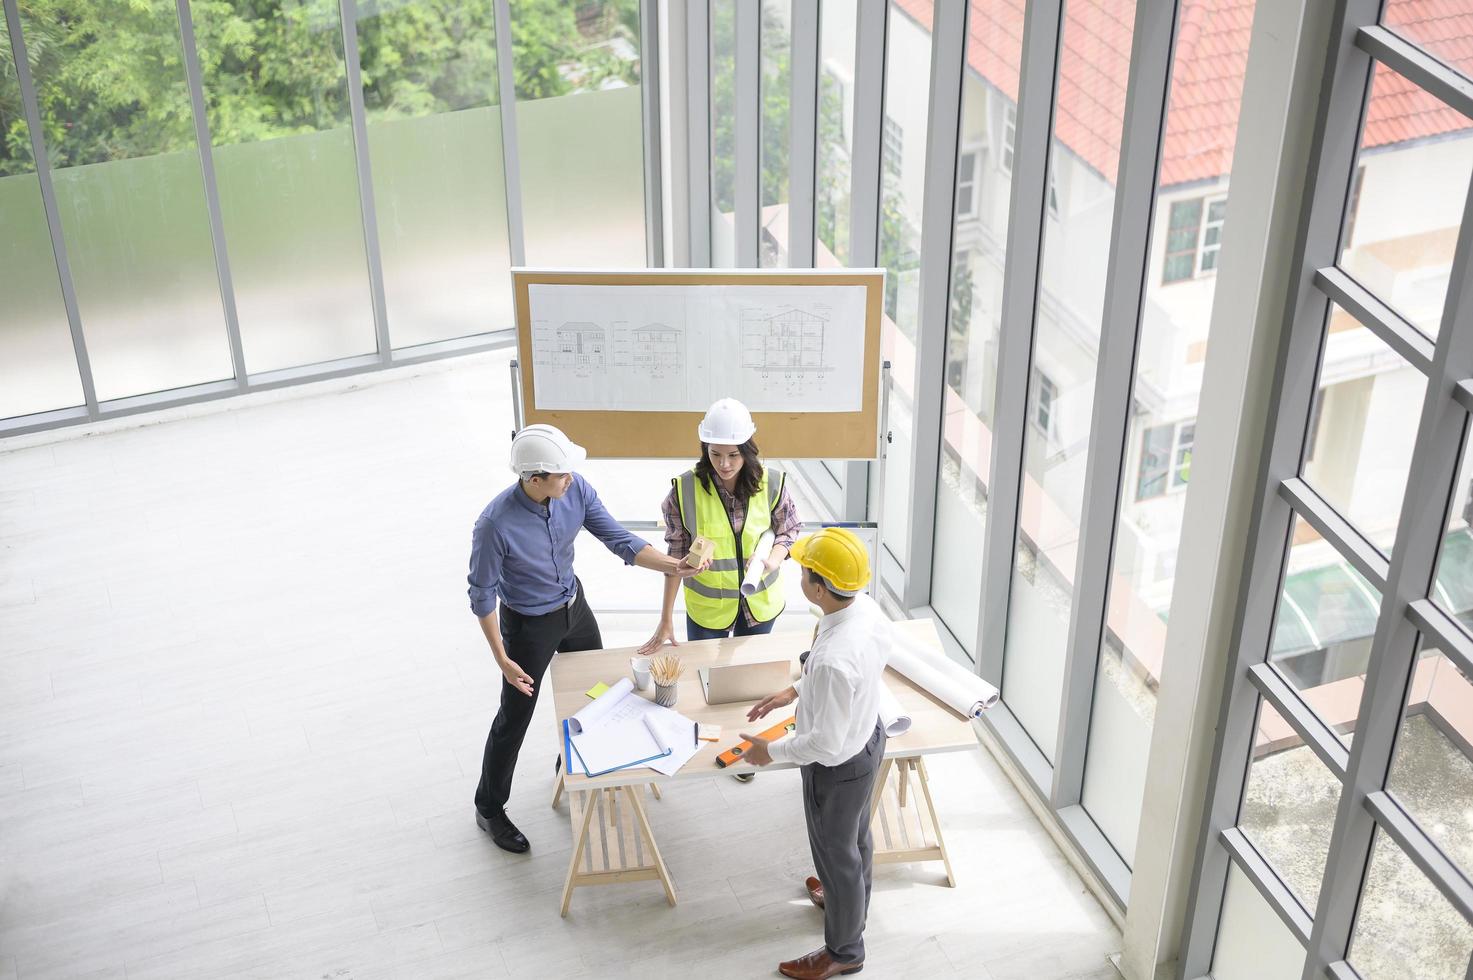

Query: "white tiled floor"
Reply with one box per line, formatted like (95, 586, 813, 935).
(0, 349, 1120, 979)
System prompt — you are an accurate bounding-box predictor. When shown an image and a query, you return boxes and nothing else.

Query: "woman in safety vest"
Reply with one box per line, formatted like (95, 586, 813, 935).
(639, 398, 801, 652)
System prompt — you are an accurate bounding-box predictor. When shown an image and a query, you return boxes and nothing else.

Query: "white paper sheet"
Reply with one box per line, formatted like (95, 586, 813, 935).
(527, 283, 868, 413)
(886, 634, 1000, 720)
(877, 685, 912, 737)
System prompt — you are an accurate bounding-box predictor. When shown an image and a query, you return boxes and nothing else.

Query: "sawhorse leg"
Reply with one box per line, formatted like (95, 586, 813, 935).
(869, 755, 956, 887)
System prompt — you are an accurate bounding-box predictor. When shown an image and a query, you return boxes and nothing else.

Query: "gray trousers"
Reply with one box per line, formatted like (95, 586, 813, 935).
(800, 721, 886, 964)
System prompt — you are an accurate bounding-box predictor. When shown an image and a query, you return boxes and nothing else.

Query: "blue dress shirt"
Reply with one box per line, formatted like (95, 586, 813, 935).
(467, 473, 649, 617)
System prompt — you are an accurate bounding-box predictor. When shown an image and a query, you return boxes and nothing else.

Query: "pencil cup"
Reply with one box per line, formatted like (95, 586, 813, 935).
(653, 680, 678, 708)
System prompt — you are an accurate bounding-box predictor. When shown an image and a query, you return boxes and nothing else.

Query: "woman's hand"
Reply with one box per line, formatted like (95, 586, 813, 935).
(638, 619, 678, 655)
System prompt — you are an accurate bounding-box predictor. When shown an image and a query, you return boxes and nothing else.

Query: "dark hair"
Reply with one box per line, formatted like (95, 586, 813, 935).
(804, 565, 852, 602)
(524, 471, 551, 481)
(694, 439, 763, 500)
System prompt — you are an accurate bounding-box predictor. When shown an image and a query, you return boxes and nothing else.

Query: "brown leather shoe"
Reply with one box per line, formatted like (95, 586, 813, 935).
(778, 947, 863, 979)
(805, 875, 825, 909)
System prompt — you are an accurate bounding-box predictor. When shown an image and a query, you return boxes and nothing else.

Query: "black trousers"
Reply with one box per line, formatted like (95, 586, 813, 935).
(474, 581, 602, 815)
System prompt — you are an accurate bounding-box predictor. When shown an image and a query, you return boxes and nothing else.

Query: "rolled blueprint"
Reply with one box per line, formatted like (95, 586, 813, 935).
(740, 530, 777, 596)
(568, 677, 634, 735)
(877, 684, 912, 737)
(886, 634, 1000, 720)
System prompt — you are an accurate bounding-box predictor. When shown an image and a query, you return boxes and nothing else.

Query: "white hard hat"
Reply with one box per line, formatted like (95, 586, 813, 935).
(698, 398, 756, 445)
(510, 424, 587, 477)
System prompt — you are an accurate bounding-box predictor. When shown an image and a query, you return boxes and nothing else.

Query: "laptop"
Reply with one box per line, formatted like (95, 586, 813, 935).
(699, 660, 794, 705)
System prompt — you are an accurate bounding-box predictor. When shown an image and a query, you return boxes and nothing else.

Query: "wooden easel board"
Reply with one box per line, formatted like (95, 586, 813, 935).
(512, 268, 885, 459)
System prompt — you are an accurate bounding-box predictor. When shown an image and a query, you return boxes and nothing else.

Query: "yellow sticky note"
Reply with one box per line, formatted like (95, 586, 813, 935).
(586, 681, 611, 699)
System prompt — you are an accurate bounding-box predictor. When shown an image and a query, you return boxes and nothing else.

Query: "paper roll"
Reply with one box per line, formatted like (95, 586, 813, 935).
(877, 684, 912, 737)
(886, 634, 1000, 720)
(568, 676, 634, 735)
(740, 530, 777, 596)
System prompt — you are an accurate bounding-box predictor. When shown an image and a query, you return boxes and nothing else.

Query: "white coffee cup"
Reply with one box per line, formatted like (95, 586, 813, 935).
(630, 656, 653, 692)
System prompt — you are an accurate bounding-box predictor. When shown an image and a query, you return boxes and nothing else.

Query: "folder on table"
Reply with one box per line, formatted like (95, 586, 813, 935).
(562, 678, 700, 777)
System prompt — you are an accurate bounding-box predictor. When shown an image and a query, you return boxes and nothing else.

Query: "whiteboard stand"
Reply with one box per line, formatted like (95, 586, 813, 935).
(873, 359, 892, 564)
(509, 358, 525, 436)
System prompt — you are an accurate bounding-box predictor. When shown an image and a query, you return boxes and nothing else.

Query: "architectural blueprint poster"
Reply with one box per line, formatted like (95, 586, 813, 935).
(526, 283, 868, 413)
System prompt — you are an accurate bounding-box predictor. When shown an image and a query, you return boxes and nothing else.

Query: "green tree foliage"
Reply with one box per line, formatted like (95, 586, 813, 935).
(0, 0, 639, 177)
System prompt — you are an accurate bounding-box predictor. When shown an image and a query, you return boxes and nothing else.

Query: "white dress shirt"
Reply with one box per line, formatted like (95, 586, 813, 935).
(768, 593, 891, 767)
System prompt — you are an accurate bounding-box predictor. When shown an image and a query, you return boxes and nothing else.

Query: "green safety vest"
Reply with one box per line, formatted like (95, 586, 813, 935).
(673, 467, 786, 629)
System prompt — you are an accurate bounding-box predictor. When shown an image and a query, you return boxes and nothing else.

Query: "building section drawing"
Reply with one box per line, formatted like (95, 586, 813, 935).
(741, 307, 827, 372)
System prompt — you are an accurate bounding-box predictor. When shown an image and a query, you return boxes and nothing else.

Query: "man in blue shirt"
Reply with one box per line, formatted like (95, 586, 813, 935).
(467, 424, 704, 852)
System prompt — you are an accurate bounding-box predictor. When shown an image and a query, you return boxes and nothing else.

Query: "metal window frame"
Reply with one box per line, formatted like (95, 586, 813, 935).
(833, 0, 888, 526)
(175, 0, 247, 391)
(787, 0, 818, 270)
(642, 0, 665, 269)
(734, 0, 759, 267)
(3, 0, 98, 414)
(493, 0, 527, 269)
(686, 0, 713, 267)
(339, 0, 392, 362)
(1178, 0, 1473, 975)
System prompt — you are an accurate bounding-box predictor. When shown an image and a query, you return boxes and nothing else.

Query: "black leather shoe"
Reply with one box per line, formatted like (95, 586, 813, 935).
(476, 808, 530, 853)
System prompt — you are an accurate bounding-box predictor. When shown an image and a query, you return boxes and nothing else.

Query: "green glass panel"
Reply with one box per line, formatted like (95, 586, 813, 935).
(517, 86, 645, 268)
(0, 15, 81, 418)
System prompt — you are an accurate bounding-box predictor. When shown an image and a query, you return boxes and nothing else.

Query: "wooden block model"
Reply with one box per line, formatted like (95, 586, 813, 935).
(686, 535, 715, 565)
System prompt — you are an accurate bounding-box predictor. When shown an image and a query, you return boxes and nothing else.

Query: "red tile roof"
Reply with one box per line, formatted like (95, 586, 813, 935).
(894, 0, 1473, 189)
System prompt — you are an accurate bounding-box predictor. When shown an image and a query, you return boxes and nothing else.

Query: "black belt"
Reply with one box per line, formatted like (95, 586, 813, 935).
(506, 586, 578, 618)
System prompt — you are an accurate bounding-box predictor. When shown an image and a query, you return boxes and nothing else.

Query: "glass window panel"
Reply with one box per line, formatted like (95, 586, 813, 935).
(711, 0, 737, 266)
(194, 0, 377, 375)
(1340, 63, 1473, 339)
(1301, 306, 1426, 555)
(759, 0, 790, 268)
(356, 1, 511, 349)
(1001, 0, 1137, 762)
(1387, 641, 1473, 877)
(1078, 629, 1154, 866)
(0, 15, 82, 419)
(1382, 0, 1473, 82)
(877, 1, 931, 566)
(1238, 698, 1340, 911)
(1432, 426, 1473, 631)
(1349, 830, 1473, 980)
(513, 0, 645, 268)
(1210, 861, 1307, 980)
(929, 0, 1021, 657)
(815, 3, 855, 267)
(1083, 2, 1254, 856)
(1268, 514, 1382, 745)
(20, 0, 233, 402)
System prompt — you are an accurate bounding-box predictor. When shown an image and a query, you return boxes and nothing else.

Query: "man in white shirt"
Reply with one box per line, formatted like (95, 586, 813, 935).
(742, 527, 890, 980)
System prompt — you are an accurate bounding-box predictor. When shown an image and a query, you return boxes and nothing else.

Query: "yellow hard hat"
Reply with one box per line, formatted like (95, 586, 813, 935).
(790, 527, 870, 594)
